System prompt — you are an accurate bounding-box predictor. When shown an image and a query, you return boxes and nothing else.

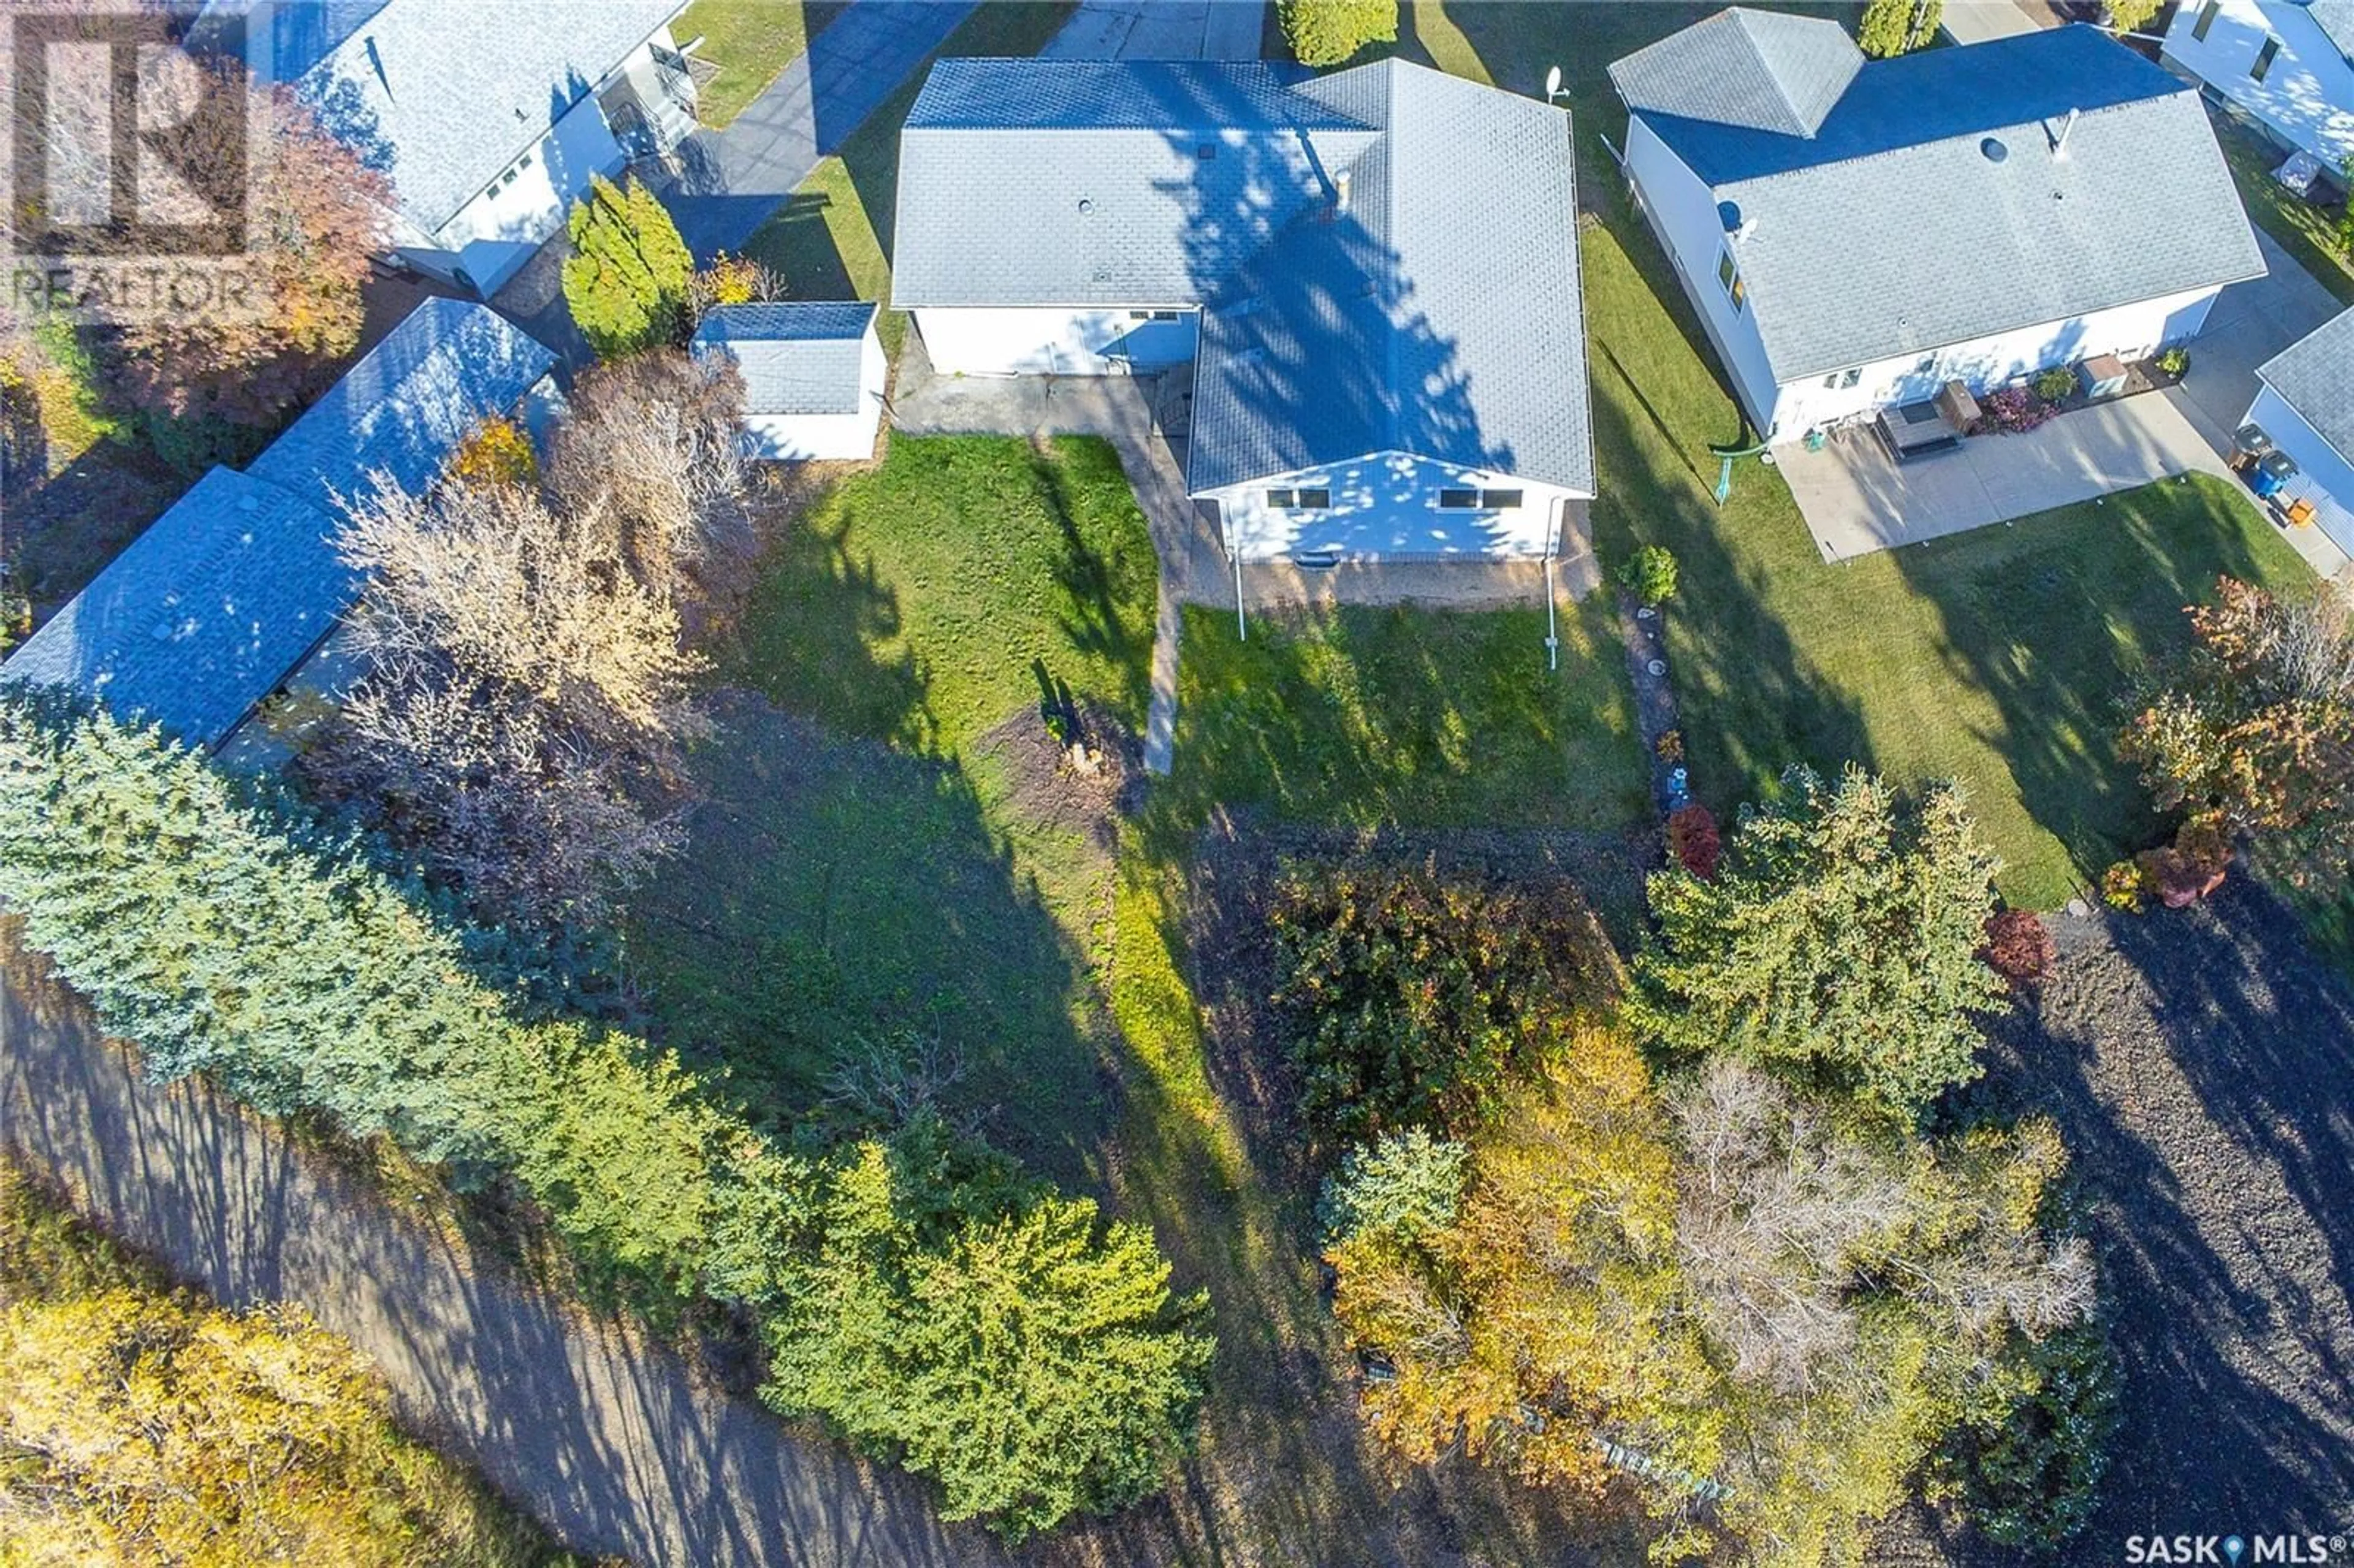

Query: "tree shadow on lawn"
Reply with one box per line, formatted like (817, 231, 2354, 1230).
(1886, 479, 2306, 905)
(1973, 891, 2354, 1545)
(1028, 441, 1155, 724)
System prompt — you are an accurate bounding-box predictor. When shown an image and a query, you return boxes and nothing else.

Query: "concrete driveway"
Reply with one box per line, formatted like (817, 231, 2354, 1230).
(665, 0, 979, 261)
(1042, 0, 1262, 58)
(2170, 228, 2345, 455)
(1778, 395, 2236, 561)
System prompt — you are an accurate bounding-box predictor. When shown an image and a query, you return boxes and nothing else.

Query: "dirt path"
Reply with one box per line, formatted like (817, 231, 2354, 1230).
(0, 935, 1005, 1568)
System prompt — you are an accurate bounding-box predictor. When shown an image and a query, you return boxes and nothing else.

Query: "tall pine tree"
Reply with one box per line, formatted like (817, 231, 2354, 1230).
(560, 174, 693, 359)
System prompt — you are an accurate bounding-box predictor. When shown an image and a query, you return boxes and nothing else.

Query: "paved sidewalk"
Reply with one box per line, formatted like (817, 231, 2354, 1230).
(1777, 394, 2236, 561)
(1043, 0, 1263, 59)
(666, 0, 978, 261)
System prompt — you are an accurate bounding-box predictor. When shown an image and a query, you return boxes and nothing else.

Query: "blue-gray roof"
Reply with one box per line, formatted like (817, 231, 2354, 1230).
(3, 301, 554, 748)
(691, 302, 877, 416)
(2258, 305, 2354, 464)
(1609, 7, 1861, 141)
(257, 0, 683, 233)
(896, 58, 1594, 497)
(1619, 22, 2265, 382)
(2312, 0, 2354, 63)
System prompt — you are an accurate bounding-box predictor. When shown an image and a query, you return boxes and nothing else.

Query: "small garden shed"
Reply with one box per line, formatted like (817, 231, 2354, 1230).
(690, 302, 887, 462)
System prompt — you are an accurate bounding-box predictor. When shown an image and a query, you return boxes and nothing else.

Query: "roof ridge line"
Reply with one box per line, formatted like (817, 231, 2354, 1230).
(1734, 8, 1814, 137)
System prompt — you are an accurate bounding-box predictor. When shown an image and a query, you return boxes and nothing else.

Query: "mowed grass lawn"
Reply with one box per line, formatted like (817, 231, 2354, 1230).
(2212, 108, 2354, 305)
(1579, 197, 2314, 909)
(672, 0, 846, 129)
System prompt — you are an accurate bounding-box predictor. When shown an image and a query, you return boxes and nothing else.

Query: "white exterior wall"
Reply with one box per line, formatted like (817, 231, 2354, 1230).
(1766, 284, 2225, 435)
(1625, 114, 1784, 433)
(1197, 450, 1580, 562)
(741, 327, 889, 462)
(2249, 382, 2354, 556)
(915, 307, 1199, 376)
(2162, 0, 2354, 170)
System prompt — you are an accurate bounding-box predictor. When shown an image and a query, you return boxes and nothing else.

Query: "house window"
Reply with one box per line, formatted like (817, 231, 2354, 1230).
(1823, 373, 1840, 390)
(1151, 310, 1179, 321)
(2192, 0, 2219, 38)
(1295, 487, 1331, 509)
(1480, 489, 1522, 509)
(2252, 36, 2281, 80)
(1130, 311, 1152, 320)
(1267, 489, 1297, 508)
(1840, 368, 1861, 388)
(1716, 249, 1745, 313)
(1439, 488, 1479, 509)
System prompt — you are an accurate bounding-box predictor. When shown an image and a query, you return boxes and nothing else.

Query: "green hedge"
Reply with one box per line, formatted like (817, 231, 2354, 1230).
(0, 699, 1207, 1537)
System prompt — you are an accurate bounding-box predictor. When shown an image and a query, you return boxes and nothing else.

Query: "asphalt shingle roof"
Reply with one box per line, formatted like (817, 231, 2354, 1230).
(1620, 21, 2265, 383)
(2311, 0, 2354, 63)
(270, 0, 682, 233)
(896, 58, 1594, 497)
(2, 302, 555, 748)
(2258, 304, 2354, 464)
(1609, 7, 1861, 140)
(692, 302, 876, 416)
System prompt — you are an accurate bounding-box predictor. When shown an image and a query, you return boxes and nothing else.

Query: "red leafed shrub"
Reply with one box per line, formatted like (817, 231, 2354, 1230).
(1667, 804, 1721, 880)
(1983, 386, 2057, 435)
(2138, 847, 2226, 909)
(1981, 909, 2055, 983)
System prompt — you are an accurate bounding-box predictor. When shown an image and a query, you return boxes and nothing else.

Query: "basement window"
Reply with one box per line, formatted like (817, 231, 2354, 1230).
(1439, 488, 1479, 509)
(1480, 490, 1523, 509)
(2252, 36, 2280, 80)
(2192, 0, 2219, 38)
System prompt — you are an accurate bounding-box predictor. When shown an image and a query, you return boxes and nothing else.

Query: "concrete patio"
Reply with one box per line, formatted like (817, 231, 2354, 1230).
(1777, 392, 2235, 561)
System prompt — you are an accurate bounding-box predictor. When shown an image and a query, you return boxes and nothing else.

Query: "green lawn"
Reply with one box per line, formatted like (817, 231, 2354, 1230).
(742, 1, 1076, 357)
(674, 0, 846, 129)
(2211, 108, 2354, 305)
(1577, 186, 2314, 909)
(1168, 602, 1649, 832)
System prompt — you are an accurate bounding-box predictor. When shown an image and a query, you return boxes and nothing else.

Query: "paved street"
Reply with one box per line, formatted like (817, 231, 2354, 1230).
(665, 0, 978, 261)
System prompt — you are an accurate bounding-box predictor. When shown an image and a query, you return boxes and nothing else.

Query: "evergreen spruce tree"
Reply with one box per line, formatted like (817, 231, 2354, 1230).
(560, 174, 693, 359)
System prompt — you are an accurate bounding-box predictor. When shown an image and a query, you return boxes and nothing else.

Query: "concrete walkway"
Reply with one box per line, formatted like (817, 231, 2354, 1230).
(1939, 0, 2062, 44)
(665, 0, 979, 261)
(1042, 0, 1263, 59)
(1778, 394, 2237, 561)
(0, 943, 1000, 1568)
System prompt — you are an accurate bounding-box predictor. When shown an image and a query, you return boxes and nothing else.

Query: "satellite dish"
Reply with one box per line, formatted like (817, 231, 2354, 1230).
(1545, 64, 1564, 101)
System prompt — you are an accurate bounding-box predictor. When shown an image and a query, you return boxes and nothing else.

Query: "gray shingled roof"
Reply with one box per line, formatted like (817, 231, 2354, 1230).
(2, 302, 555, 748)
(894, 62, 1378, 308)
(1622, 23, 2264, 384)
(273, 0, 682, 234)
(2258, 304, 2354, 464)
(1609, 7, 1861, 140)
(2312, 0, 2354, 64)
(692, 302, 876, 416)
(1190, 59, 1593, 495)
(896, 58, 1594, 497)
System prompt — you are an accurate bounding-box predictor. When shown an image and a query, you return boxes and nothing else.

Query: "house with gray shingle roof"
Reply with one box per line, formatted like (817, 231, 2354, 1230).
(1614, 13, 2264, 441)
(195, 0, 695, 295)
(2161, 0, 2354, 178)
(891, 57, 1593, 563)
(1, 300, 555, 750)
(690, 302, 886, 461)
(2244, 305, 2354, 554)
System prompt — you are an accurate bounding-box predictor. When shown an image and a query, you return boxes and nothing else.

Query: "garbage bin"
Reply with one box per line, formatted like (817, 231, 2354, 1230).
(2252, 451, 2298, 500)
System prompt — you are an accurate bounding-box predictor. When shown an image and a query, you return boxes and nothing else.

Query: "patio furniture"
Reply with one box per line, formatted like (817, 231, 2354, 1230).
(1936, 378, 1981, 431)
(1875, 398, 1965, 461)
(2275, 148, 2324, 199)
(2078, 354, 2129, 400)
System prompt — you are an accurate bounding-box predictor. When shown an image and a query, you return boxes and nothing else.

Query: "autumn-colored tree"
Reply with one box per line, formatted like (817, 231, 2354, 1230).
(1981, 909, 2056, 984)
(1666, 802, 1720, 880)
(104, 71, 390, 430)
(562, 175, 693, 358)
(448, 414, 539, 489)
(687, 252, 786, 322)
(1858, 0, 1943, 57)
(2120, 576, 2354, 894)
(1630, 766, 2006, 1122)
(0, 1162, 563, 1566)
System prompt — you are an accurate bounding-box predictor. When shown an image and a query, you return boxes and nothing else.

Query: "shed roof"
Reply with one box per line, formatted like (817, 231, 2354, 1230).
(267, 0, 682, 234)
(691, 302, 877, 416)
(2, 301, 554, 748)
(1621, 21, 2264, 382)
(2258, 304, 2354, 464)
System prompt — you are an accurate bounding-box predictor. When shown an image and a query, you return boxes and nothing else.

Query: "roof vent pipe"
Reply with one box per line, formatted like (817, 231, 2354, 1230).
(2049, 107, 2079, 159)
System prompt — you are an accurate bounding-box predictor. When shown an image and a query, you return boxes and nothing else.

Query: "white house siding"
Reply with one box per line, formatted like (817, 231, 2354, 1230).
(2162, 0, 2354, 172)
(1197, 451, 1578, 562)
(1624, 114, 1784, 432)
(2248, 382, 2354, 556)
(914, 307, 1199, 376)
(1766, 284, 2224, 433)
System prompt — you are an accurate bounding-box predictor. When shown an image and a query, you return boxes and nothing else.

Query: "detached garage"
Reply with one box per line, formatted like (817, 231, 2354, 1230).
(691, 302, 886, 462)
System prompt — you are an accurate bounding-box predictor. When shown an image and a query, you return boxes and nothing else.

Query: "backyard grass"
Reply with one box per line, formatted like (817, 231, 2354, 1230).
(1167, 601, 1650, 833)
(1579, 199, 2314, 909)
(2212, 108, 2354, 305)
(672, 0, 845, 129)
(741, 0, 1076, 358)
